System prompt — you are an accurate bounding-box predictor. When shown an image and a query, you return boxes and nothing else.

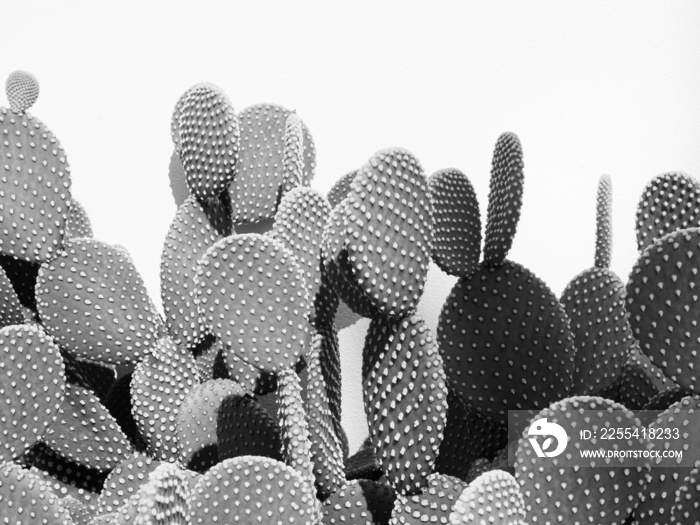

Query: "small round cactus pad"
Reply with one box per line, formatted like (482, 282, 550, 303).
(626, 227, 700, 393)
(438, 260, 575, 427)
(483, 132, 524, 266)
(195, 233, 310, 373)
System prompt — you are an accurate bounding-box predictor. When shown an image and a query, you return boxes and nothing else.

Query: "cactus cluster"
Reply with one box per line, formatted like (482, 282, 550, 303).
(0, 69, 697, 525)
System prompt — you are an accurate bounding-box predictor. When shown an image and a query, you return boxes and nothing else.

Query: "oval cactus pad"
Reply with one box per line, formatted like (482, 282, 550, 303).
(6, 70, 40, 114)
(595, 174, 613, 269)
(195, 233, 310, 373)
(429, 168, 481, 278)
(483, 132, 524, 266)
(0, 323, 66, 461)
(65, 198, 94, 240)
(438, 260, 575, 427)
(626, 227, 700, 393)
(449, 470, 526, 525)
(36, 238, 162, 365)
(229, 103, 316, 225)
(635, 171, 700, 253)
(322, 479, 395, 525)
(364, 314, 448, 495)
(0, 106, 71, 262)
(392, 473, 467, 525)
(178, 83, 240, 203)
(189, 455, 317, 524)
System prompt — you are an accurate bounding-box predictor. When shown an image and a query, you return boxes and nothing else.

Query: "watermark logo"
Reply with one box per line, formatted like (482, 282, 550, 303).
(528, 418, 568, 458)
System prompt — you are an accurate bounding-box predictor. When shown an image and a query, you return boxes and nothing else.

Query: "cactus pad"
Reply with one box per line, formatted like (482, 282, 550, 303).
(391, 473, 467, 524)
(327, 169, 358, 208)
(66, 198, 94, 239)
(0, 324, 66, 461)
(449, 470, 526, 525)
(131, 336, 198, 460)
(514, 396, 648, 525)
(6, 70, 40, 114)
(322, 479, 395, 525)
(0, 264, 25, 326)
(230, 103, 316, 224)
(195, 233, 310, 373)
(281, 112, 304, 193)
(626, 227, 700, 393)
(635, 171, 700, 253)
(133, 462, 191, 525)
(595, 174, 613, 268)
(96, 453, 162, 514)
(0, 462, 73, 524)
(189, 455, 318, 524)
(672, 464, 700, 524)
(364, 314, 448, 494)
(560, 267, 634, 395)
(0, 103, 71, 262)
(429, 168, 482, 277)
(37, 238, 162, 365)
(216, 393, 282, 461)
(438, 260, 575, 427)
(483, 132, 524, 266)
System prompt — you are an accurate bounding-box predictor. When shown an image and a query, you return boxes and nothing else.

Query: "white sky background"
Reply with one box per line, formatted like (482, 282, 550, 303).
(4, 1, 700, 452)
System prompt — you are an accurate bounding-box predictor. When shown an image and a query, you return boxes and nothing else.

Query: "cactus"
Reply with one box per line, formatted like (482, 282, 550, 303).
(65, 198, 94, 240)
(672, 464, 700, 524)
(595, 174, 613, 268)
(95, 453, 163, 514)
(449, 470, 526, 525)
(391, 473, 467, 524)
(323, 479, 395, 525)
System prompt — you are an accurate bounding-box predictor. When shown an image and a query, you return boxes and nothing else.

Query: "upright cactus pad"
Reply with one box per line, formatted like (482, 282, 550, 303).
(0, 324, 66, 461)
(635, 171, 700, 253)
(229, 103, 316, 224)
(177, 83, 239, 204)
(438, 260, 575, 427)
(133, 462, 191, 525)
(281, 112, 305, 193)
(195, 233, 310, 373)
(560, 267, 634, 395)
(595, 174, 613, 268)
(36, 238, 163, 365)
(364, 314, 448, 495)
(514, 396, 648, 525)
(189, 456, 317, 524)
(0, 72, 72, 262)
(429, 168, 481, 277)
(449, 470, 526, 525)
(626, 227, 700, 393)
(672, 464, 700, 524)
(483, 132, 524, 266)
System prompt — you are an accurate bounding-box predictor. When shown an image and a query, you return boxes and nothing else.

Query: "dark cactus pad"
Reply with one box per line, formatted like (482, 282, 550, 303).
(131, 336, 198, 461)
(429, 168, 481, 277)
(483, 132, 524, 266)
(515, 396, 648, 525)
(36, 238, 162, 365)
(0, 254, 40, 311)
(189, 456, 318, 524)
(438, 260, 575, 427)
(161, 196, 226, 350)
(0, 263, 25, 326)
(635, 171, 700, 253)
(616, 343, 676, 410)
(595, 174, 613, 268)
(195, 233, 309, 373)
(560, 267, 634, 395)
(0, 324, 66, 461)
(450, 470, 526, 525)
(229, 103, 316, 225)
(103, 372, 148, 452)
(364, 314, 448, 495)
(626, 227, 700, 393)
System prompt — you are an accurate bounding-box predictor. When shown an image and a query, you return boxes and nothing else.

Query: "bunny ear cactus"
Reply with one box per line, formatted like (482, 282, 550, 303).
(449, 470, 526, 525)
(391, 473, 467, 525)
(0, 71, 72, 263)
(0, 264, 26, 326)
(96, 453, 163, 514)
(323, 479, 395, 525)
(66, 198, 94, 240)
(428, 168, 482, 277)
(672, 464, 700, 524)
(595, 174, 613, 268)
(132, 462, 191, 525)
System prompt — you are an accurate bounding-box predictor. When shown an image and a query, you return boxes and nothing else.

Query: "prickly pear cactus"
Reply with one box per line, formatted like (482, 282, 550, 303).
(595, 174, 613, 268)
(449, 470, 526, 525)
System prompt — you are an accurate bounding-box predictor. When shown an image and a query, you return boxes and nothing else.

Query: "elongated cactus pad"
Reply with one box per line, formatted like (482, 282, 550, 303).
(175, 379, 246, 471)
(161, 196, 226, 350)
(189, 455, 318, 524)
(626, 227, 700, 393)
(560, 267, 634, 395)
(195, 233, 310, 373)
(230, 103, 316, 224)
(0, 90, 72, 262)
(323, 479, 395, 525)
(595, 174, 613, 268)
(514, 396, 648, 525)
(281, 112, 304, 193)
(66, 198, 94, 239)
(438, 260, 575, 427)
(0, 324, 66, 461)
(364, 314, 448, 495)
(483, 132, 524, 266)
(634, 395, 700, 525)
(104, 372, 148, 452)
(343, 148, 434, 317)
(449, 470, 526, 525)
(177, 83, 239, 203)
(0, 462, 73, 524)
(391, 473, 467, 525)
(635, 171, 700, 253)
(131, 336, 198, 461)
(429, 168, 482, 277)
(37, 238, 162, 365)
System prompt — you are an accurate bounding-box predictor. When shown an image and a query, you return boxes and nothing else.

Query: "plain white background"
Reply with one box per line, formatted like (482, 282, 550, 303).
(3, 1, 700, 453)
